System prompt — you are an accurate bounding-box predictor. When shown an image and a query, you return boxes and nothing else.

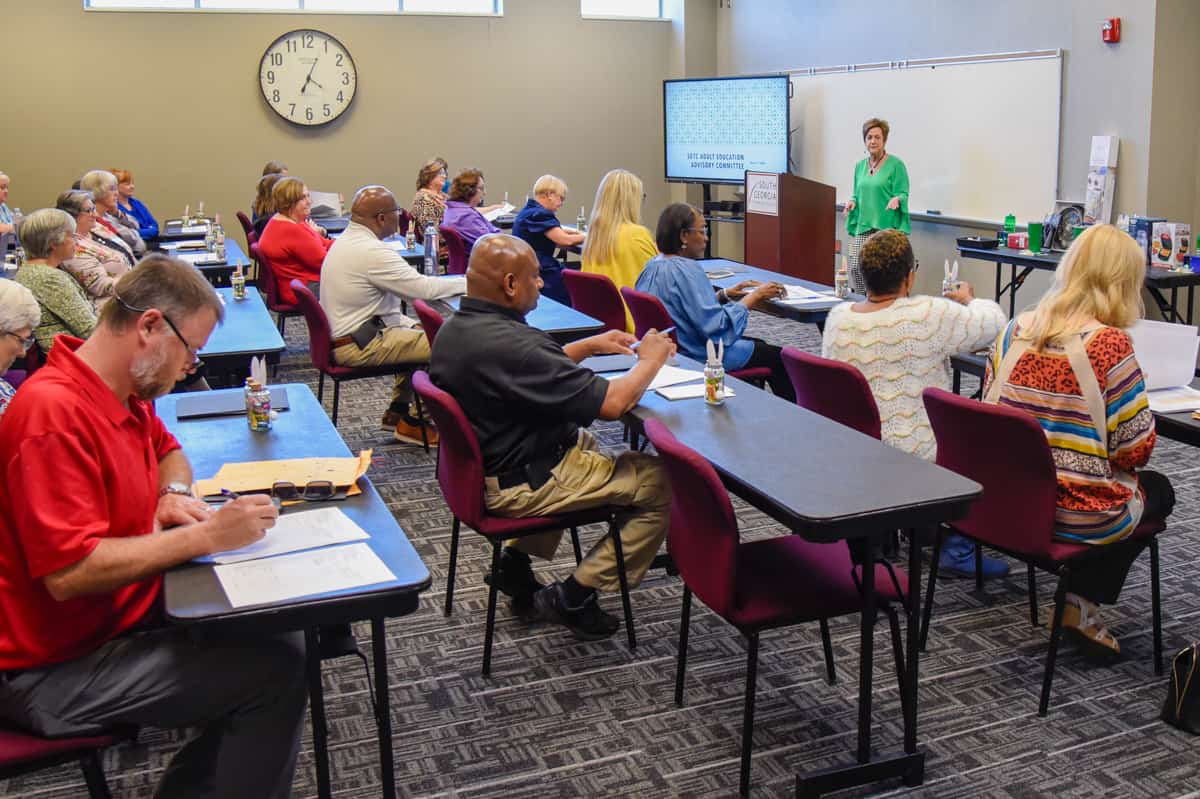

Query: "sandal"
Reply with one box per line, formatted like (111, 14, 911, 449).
(1055, 594, 1120, 657)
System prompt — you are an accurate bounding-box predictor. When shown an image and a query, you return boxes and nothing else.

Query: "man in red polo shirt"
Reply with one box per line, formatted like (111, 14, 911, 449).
(0, 256, 307, 799)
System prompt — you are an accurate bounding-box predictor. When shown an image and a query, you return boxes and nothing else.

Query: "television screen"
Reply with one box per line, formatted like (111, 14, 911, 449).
(663, 75, 791, 185)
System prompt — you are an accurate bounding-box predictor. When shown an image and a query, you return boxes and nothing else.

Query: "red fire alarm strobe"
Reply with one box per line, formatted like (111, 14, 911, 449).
(1102, 17, 1121, 43)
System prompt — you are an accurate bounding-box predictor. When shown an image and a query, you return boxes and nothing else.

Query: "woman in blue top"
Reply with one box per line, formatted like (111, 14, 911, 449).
(512, 175, 586, 305)
(636, 203, 794, 401)
(112, 168, 159, 240)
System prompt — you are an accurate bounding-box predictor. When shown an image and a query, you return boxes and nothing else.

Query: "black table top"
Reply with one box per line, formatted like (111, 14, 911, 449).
(699, 258, 859, 324)
(199, 287, 285, 361)
(587, 356, 981, 540)
(958, 245, 1200, 288)
(950, 352, 1200, 448)
(442, 293, 603, 344)
(156, 383, 431, 629)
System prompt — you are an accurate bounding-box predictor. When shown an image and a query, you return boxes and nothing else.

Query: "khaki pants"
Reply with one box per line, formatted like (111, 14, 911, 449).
(333, 325, 430, 413)
(484, 430, 671, 592)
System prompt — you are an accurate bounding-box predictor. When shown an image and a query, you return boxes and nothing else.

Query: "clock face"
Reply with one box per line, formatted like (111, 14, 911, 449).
(259, 29, 357, 127)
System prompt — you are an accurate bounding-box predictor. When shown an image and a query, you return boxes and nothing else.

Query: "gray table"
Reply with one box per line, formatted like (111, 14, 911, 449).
(958, 244, 1200, 324)
(441, 293, 603, 344)
(586, 356, 982, 795)
(157, 383, 431, 799)
(198, 286, 286, 385)
(699, 257, 858, 332)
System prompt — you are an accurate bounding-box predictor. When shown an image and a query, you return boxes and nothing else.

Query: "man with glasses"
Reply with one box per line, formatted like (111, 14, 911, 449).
(0, 255, 308, 799)
(321, 184, 466, 445)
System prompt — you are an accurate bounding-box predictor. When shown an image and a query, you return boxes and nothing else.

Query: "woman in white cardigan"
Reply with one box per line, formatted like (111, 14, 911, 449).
(822, 229, 1008, 577)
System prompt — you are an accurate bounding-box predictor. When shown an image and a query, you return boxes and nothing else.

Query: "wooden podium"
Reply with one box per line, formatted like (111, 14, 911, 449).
(744, 172, 835, 283)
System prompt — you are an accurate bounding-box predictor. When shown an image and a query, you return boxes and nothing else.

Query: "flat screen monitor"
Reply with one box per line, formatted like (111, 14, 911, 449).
(663, 74, 791, 185)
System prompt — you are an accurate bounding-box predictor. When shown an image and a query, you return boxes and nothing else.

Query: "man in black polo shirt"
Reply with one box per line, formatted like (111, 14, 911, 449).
(431, 234, 674, 639)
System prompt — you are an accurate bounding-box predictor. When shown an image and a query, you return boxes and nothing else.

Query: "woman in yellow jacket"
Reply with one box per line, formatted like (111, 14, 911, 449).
(581, 169, 657, 332)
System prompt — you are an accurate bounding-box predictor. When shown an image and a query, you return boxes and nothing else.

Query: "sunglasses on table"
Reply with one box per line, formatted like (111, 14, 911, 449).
(271, 480, 338, 502)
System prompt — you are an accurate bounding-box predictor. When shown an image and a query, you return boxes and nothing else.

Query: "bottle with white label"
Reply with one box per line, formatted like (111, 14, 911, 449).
(423, 222, 438, 276)
(577, 207, 587, 233)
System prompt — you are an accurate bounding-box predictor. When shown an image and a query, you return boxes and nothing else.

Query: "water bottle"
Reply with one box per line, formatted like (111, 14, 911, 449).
(423, 222, 438, 276)
(577, 207, 587, 233)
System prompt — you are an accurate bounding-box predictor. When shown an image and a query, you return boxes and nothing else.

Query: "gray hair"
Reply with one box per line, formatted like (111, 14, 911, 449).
(19, 208, 76, 259)
(79, 170, 117, 197)
(56, 189, 96, 218)
(0, 280, 41, 334)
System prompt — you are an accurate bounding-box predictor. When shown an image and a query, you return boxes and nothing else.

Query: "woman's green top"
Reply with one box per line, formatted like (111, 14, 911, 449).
(15, 262, 98, 352)
(847, 154, 910, 236)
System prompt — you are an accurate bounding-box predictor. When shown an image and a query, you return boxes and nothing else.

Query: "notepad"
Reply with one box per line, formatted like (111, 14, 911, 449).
(602, 364, 704, 390)
(175, 251, 225, 266)
(197, 506, 370, 565)
(214, 543, 396, 608)
(480, 202, 515, 222)
(656, 383, 736, 400)
(587, 355, 637, 373)
(1127, 319, 1199, 391)
(1145, 385, 1200, 413)
(705, 269, 736, 279)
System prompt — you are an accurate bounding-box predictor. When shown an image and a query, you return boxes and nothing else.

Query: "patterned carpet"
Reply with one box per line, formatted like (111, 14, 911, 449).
(6, 309, 1200, 799)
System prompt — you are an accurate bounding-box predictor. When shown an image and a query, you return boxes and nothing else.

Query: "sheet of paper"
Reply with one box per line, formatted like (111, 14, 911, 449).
(1147, 385, 1200, 413)
(602, 364, 704, 390)
(179, 224, 209, 235)
(705, 269, 736, 280)
(197, 507, 370, 565)
(214, 543, 396, 608)
(194, 451, 372, 498)
(175, 251, 224, 265)
(782, 285, 827, 301)
(1127, 319, 1199, 391)
(480, 202, 515, 222)
(656, 383, 737, 400)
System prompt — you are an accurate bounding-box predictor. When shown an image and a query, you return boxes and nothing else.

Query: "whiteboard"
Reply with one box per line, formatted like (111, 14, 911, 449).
(789, 54, 1062, 223)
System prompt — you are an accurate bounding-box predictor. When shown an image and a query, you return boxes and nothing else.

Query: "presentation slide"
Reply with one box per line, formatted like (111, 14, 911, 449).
(664, 76, 790, 184)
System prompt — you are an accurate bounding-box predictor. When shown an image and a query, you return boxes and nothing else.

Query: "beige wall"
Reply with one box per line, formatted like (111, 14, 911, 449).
(1, 0, 675, 237)
(1149, 0, 1200, 224)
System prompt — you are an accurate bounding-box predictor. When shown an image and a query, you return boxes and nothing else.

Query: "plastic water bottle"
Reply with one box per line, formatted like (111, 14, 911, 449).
(577, 207, 587, 233)
(423, 222, 438, 276)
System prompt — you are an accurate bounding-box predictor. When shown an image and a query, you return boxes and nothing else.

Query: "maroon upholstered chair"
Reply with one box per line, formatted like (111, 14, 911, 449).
(411, 299, 444, 348)
(0, 725, 130, 798)
(619, 286, 772, 387)
(235, 210, 257, 247)
(412, 371, 640, 674)
(397, 208, 412, 239)
(643, 418, 908, 796)
(562, 270, 628, 333)
(781, 347, 882, 439)
(922, 387, 1166, 715)
(438, 225, 469, 275)
(16, 340, 42, 379)
(250, 242, 302, 336)
(290, 280, 430, 450)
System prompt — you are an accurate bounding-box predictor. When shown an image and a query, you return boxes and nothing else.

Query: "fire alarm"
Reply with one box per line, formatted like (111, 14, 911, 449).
(1102, 17, 1121, 43)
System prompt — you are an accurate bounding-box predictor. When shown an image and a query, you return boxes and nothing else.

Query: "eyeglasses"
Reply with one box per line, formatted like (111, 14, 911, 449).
(4, 332, 35, 353)
(271, 480, 336, 502)
(687, 225, 709, 236)
(113, 294, 203, 368)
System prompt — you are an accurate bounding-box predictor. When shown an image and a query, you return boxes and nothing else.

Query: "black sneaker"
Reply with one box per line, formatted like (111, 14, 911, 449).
(533, 582, 620, 641)
(483, 549, 544, 614)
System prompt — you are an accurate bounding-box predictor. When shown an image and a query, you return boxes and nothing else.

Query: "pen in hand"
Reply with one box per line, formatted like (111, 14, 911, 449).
(630, 326, 675, 351)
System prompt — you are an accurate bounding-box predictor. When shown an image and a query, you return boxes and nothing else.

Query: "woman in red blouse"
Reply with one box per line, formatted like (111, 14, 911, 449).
(257, 177, 334, 304)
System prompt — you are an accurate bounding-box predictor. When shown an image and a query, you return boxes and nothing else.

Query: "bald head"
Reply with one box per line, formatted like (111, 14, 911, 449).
(466, 234, 542, 313)
(350, 185, 399, 239)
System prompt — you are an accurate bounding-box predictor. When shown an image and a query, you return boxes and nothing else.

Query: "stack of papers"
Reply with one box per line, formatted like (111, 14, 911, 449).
(779, 285, 835, 305)
(602, 364, 705, 390)
(1126, 319, 1200, 412)
(481, 202, 515, 223)
(214, 543, 396, 608)
(176, 251, 224, 266)
(196, 506, 369, 565)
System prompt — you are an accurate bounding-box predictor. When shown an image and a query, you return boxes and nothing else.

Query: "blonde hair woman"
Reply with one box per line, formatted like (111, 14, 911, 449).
(512, 174, 586, 305)
(983, 224, 1174, 656)
(257, 176, 334, 305)
(581, 169, 656, 332)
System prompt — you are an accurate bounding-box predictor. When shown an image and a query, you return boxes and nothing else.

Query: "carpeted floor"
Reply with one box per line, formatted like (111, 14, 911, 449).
(6, 309, 1200, 799)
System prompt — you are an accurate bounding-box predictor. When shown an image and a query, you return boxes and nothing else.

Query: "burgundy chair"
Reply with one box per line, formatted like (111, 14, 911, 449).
(643, 418, 909, 796)
(0, 725, 129, 798)
(619, 286, 772, 388)
(439, 225, 469, 276)
(922, 387, 1166, 715)
(290, 280, 430, 450)
(781, 347, 882, 439)
(562, 270, 628, 333)
(411, 299, 444, 348)
(412, 371, 641, 674)
(250, 242, 302, 336)
(397, 208, 412, 239)
(235, 210, 257, 247)
(18, 341, 42, 378)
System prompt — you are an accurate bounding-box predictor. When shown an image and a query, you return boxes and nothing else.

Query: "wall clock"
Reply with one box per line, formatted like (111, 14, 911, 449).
(259, 29, 357, 127)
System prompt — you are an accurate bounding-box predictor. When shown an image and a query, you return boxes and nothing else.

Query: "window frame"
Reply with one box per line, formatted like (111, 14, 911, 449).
(579, 0, 665, 22)
(83, 0, 503, 15)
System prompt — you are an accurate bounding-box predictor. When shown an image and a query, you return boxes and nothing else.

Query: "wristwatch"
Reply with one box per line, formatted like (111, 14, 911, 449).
(158, 482, 192, 498)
